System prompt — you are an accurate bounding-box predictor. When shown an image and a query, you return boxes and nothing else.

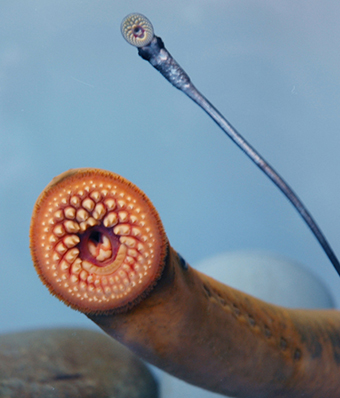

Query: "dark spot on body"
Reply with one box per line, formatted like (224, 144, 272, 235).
(280, 337, 287, 351)
(217, 294, 226, 306)
(233, 305, 241, 316)
(264, 326, 272, 338)
(177, 251, 188, 270)
(294, 348, 302, 360)
(324, 326, 340, 365)
(203, 284, 212, 298)
(295, 320, 323, 360)
(52, 373, 83, 381)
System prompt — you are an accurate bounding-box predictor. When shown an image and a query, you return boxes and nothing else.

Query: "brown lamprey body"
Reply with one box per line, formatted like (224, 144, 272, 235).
(30, 168, 340, 398)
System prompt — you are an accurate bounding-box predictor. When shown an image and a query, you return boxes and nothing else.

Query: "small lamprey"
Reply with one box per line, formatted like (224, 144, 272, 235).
(120, 12, 340, 277)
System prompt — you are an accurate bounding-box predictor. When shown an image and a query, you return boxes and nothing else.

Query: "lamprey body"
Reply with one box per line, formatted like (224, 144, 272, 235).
(30, 168, 340, 398)
(121, 13, 340, 277)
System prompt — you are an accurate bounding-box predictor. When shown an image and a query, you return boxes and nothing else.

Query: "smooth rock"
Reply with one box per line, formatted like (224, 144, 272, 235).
(0, 328, 158, 398)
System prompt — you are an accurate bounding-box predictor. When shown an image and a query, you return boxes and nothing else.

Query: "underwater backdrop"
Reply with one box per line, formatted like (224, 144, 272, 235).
(1, 0, 340, 341)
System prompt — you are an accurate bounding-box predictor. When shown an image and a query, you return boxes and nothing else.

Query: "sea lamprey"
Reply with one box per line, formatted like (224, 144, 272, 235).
(30, 168, 340, 398)
(30, 168, 167, 313)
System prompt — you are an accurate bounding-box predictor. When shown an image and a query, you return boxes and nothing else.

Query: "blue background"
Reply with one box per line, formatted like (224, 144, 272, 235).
(1, 0, 340, 334)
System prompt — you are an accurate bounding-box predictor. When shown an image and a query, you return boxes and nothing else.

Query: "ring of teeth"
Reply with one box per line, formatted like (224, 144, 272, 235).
(33, 172, 163, 311)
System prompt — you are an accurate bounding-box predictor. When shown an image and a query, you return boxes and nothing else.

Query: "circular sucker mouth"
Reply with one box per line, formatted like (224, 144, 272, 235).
(121, 13, 154, 47)
(30, 168, 168, 314)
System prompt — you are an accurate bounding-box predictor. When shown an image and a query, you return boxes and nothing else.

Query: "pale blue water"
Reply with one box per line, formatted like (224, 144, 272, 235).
(1, 0, 340, 338)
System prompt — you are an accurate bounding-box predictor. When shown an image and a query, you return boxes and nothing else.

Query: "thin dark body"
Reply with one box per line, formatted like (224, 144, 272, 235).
(121, 13, 340, 276)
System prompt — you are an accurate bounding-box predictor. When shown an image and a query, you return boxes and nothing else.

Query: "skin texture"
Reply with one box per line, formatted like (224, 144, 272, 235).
(30, 168, 340, 398)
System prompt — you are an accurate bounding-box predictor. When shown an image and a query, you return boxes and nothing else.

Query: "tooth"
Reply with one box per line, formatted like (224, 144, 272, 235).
(97, 248, 112, 262)
(131, 227, 142, 237)
(64, 207, 76, 219)
(76, 209, 89, 222)
(125, 256, 134, 265)
(71, 259, 82, 274)
(49, 235, 57, 243)
(70, 275, 79, 283)
(53, 224, 65, 237)
(65, 248, 79, 263)
(63, 235, 80, 248)
(93, 203, 106, 220)
(54, 210, 64, 221)
(88, 241, 97, 257)
(130, 215, 138, 224)
(53, 252, 61, 261)
(104, 199, 116, 211)
(127, 249, 138, 257)
(64, 220, 80, 233)
(87, 217, 97, 227)
(70, 196, 81, 208)
(129, 271, 137, 280)
(80, 270, 88, 281)
(102, 235, 111, 250)
(118, 270, 127, 278)
(137, 242, 145, 253)
(103, 212, 118, 227)
(118, 211, 128, 222)
(55, 242, 67, 255)
(117, 200, 126, 209)
(137, 255, 145, 264)
(60, 260, 70, 271)
(114, 224, 130, 236)
(79, 217, 98, 232)
(120, 236, 136, 248)
(82, 198, 95, 212)
(90, 191, 101, 202)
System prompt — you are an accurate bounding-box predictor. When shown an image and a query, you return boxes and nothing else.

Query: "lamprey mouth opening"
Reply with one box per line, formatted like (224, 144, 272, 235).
(30, 168, 167, 314)
(78, 226, 122, 273)
(121, 13, 154, 47)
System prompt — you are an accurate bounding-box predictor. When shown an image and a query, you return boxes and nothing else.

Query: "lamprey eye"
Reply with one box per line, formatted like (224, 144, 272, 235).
(121, 13, 154, 47)
(30, 168, 167, 314)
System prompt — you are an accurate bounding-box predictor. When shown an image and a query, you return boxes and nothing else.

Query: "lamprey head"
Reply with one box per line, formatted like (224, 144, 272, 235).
(30, 168, 168, 314)
(121, 13, 154, 47)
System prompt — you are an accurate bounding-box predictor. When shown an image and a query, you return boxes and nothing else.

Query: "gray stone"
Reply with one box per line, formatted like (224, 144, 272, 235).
(0, 328, 158, 398)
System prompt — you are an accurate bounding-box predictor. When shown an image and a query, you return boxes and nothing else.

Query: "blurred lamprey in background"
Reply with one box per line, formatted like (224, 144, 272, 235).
(121, 13, 340, 277)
